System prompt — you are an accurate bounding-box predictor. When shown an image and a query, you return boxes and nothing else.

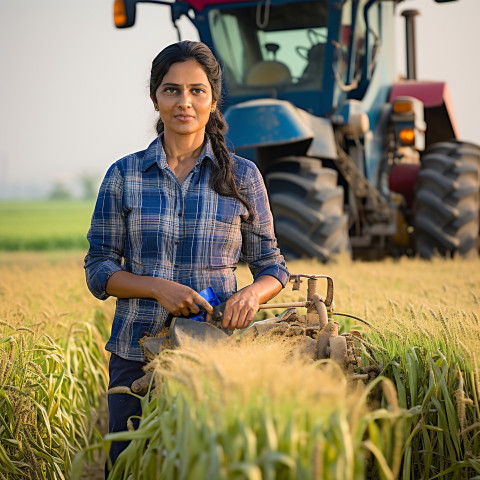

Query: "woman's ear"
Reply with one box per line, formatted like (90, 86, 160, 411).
(150, 94, 159, 111)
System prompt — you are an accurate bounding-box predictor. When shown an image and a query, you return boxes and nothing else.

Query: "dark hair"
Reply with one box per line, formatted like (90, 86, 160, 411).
(150, 41, 253, 220)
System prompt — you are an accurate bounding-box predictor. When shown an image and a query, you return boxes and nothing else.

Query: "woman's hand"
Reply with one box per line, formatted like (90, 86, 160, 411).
(106, 271, 214, 318)
(220, 288, 260, 330)
(153, 279, 214, 318)
(218, 275, 283, 330)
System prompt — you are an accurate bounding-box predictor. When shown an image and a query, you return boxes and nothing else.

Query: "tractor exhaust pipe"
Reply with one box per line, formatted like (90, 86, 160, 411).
(401, 9, 420, 80)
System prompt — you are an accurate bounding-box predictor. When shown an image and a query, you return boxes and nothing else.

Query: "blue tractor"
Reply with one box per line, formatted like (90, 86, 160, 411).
(114, 0, 480, 260)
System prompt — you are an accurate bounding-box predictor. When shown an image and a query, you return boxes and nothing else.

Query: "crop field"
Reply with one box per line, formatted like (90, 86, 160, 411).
(0, 201, 94, 251)
(0, 251, 479, 479)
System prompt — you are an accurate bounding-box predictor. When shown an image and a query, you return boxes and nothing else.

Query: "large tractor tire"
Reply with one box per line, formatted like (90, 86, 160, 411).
(414, 141, 480, 258)
(265, 156, 350, 261)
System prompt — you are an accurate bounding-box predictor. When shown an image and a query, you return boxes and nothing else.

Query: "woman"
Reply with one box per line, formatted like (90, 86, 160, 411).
(84, 40, 289, 470)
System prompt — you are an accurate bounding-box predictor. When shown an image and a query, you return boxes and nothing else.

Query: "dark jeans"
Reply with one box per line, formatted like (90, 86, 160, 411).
(106, 353, 145, 479)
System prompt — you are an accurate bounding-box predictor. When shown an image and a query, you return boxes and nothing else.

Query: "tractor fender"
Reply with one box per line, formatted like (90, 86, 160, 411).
(389, 81, 459, 146)
(224, 98, 337, 160)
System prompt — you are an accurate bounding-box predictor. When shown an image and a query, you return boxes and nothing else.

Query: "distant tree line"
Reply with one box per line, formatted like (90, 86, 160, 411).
(49, 173, 100, 200)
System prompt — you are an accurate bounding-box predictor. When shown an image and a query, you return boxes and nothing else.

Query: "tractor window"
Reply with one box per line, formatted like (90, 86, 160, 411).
(257, 27, 327, 80)
(365, 1, 380, 78)
(353, 0, 380, 81)
(337, 0, 380, 87)
(208, 10, 246, 84)
(208, 1, 329, 96)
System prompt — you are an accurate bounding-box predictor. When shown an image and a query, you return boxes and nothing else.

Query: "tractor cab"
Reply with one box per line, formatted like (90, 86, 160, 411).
(205, 1, 329, 109)
(199, 0, 381, 116)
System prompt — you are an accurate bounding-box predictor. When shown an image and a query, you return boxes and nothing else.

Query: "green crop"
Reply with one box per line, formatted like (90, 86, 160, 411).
(0, 309, 110, 479)
(0, 201, 94, 251)
(73, 342, 410, 480)
(1, 252, 480, 479)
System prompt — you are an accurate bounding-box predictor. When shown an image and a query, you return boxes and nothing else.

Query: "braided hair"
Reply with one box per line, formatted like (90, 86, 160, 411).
(150, 41, 254, 221)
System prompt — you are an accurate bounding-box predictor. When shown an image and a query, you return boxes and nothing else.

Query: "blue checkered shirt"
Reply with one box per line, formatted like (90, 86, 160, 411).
(84, 135, 289, 360)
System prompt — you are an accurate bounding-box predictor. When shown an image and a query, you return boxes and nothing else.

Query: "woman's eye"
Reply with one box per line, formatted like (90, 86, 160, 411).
(164, 87, 177, 94)
(192, 88, 205, 94)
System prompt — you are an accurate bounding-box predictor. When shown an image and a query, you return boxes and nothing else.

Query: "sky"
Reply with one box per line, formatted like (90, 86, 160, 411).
(0, 0, 479, 199)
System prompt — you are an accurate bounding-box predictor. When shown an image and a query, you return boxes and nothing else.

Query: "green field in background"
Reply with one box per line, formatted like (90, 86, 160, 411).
(0, 200, 95, 250)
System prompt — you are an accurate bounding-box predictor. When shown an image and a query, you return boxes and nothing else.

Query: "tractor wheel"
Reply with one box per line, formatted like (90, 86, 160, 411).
(414, 141, 480, 258)
(265, 156, 350, 261)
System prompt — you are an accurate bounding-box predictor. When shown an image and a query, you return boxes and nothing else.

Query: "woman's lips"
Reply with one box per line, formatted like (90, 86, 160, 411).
(176, 115, 194, 121)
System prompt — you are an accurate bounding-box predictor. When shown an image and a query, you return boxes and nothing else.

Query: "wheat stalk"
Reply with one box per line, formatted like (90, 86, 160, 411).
(0, 319, 15, 329)
(455, 368, 467, 434)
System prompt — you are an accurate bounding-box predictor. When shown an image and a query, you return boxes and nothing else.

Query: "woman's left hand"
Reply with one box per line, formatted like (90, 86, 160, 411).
(220, 288, 260, 330)
(213, 275, 283, 330)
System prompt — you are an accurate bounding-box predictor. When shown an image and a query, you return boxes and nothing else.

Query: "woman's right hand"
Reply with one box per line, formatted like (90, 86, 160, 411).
(106, 271, 214, 318)
(152, 278, 214, 318)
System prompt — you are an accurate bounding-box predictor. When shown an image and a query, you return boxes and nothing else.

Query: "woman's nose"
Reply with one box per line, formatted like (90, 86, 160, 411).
(178, 90, 192, 108)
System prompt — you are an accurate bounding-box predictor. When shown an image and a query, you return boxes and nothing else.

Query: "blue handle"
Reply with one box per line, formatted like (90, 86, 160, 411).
(188, 287, 221, 322)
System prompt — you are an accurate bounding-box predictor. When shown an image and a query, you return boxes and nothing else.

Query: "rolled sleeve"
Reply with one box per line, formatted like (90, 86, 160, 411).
(85, 259, 123, 300)
(84, 164, 126, 300)
(240, 165, 289, 287)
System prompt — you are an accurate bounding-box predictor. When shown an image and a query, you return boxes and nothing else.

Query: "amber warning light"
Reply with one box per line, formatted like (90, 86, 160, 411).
(114, 0, 128, 27)
(399, 128, 415, 146)
(393, 101, 414, 114)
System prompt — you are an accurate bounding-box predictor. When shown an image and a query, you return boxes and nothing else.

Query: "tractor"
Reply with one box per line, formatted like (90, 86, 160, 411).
(113, 0, 480, 261)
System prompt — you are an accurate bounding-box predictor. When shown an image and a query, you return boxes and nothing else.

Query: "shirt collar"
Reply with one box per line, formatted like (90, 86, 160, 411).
(141, 133, 218, 172)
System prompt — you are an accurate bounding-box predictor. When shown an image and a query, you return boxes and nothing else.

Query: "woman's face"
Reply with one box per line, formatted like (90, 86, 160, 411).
(153, 59, 216, 139)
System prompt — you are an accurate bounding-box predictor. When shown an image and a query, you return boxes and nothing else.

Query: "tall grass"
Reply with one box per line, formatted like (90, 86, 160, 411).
(0, 252, 112, 478)
(0, 317, 109, 479)
(1, 253, 480, 479)
(76, 340, 409, 480)
(73, 255, 480, 479)
(370, 307, 480, 479)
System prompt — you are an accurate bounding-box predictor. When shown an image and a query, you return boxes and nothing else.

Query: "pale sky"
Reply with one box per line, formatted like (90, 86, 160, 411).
(0, 0, 479, 199)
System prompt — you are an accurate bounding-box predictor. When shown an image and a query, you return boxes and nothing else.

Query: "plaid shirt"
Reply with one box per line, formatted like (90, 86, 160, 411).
(84, 135, 289, 361)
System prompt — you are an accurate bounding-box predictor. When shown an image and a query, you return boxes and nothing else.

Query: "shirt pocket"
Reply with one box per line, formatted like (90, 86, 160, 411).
(207, 199, 243, 268)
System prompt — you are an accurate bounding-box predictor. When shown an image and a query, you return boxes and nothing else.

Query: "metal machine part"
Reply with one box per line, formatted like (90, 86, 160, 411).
(122, 274, 380, 396)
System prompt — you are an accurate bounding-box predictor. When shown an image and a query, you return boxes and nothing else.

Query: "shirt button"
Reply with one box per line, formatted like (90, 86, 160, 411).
(175, 241, 180, 245)
(178, 211, 183, 217)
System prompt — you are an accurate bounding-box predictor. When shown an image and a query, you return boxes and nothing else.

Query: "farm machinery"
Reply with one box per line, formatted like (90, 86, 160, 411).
(113, 0, 480, 261)
(125, 274, 379, 396)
